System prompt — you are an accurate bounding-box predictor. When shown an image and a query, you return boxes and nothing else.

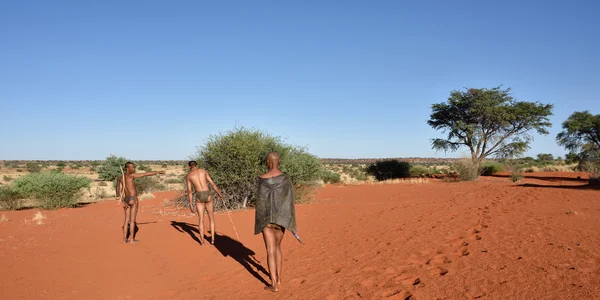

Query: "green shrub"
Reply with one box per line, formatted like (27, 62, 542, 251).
(321, 170, 341, 184)
(0, 185, 23, 210)
(355, 173, 368, 181)
(26, 163, 42, 173)
(57, 162, 66, 168)
(12, 172, 92, 209)
(137, 165, 151, 171)
(510, 171, 523, 183)
(481, 162, 505, 176)
(97, 154, 128, 183)
(366, 160, 411, 181)
(71, 164, 81, 169)
(187, 126, 322, 208)
(410, 165, 431, 177)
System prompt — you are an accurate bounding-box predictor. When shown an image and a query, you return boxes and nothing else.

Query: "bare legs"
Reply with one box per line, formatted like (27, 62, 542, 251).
(262, 224, 285, 292)
(195, 198, 216, 245)
(121, 200, 139, 243)
(122, 206, 130, 243)
(206, 197, 215, 244)
(195, 201, 206, 245)
(128, 200, 139, 243)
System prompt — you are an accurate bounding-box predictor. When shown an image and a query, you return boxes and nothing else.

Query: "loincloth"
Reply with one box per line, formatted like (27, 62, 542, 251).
(123, 196, 137, 206)
(194, 190, 211, 204)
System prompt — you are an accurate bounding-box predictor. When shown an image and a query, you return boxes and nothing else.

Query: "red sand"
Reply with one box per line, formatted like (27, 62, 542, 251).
(1, 172, 599, 299)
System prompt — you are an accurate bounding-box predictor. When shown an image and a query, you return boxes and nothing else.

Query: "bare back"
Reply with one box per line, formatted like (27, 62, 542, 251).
(187, 168, 210, 192)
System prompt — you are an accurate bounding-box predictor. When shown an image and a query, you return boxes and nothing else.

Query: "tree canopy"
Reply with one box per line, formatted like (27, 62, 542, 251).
(556, 111, 600, 160)
(428, 86, 553, 162)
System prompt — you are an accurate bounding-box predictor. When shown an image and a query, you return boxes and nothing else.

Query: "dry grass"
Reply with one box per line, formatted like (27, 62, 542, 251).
(521, 165, 577, 173)
(32, 211, 46, 225)
(139, 192, 156, 201)
(366, 178, 430, 185)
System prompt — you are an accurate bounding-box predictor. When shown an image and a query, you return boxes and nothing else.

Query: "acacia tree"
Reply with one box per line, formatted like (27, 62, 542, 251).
(428, 86, 553, 168)
(556, 111, 600, 161)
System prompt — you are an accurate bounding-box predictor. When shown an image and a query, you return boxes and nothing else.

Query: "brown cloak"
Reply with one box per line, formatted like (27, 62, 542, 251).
(254, 173, 297, 235)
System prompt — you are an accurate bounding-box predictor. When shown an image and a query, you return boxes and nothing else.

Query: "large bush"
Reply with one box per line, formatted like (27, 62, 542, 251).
(366, 160, 411, 181)
(187, 126, 322, 208)
(0, 186, 23, 210)
(12, 172, 92, 209)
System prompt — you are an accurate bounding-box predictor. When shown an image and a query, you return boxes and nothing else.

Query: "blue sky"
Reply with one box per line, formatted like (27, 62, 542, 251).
(1, 1, 598, 160)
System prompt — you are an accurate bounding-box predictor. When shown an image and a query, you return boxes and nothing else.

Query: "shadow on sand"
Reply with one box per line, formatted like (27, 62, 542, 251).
(515, 183, 600, 191)
(170, 221, 270, 286)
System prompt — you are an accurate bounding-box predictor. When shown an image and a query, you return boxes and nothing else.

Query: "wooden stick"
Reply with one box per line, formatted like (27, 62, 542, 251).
(221, 197, 241, 242)
(117, 165, 126, 207)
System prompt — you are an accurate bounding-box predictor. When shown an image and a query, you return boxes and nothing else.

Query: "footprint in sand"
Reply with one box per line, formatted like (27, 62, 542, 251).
(426, 254, 451, 266)
(456, 246, 470, 257)
(429, 266, 449, 276)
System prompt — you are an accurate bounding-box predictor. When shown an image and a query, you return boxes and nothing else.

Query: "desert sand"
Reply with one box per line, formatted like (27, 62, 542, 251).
(1, 172, 599, 299)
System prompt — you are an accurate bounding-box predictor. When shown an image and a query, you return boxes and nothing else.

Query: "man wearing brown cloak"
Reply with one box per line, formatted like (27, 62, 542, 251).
(254, 152, 297, 292)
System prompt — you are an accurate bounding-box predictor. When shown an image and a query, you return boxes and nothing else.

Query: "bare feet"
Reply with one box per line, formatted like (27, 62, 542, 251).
(128, 239, 140, 244)
(264, 285, 279, 292)
(211, 236, 215, 245)
(123, 239, 128, 244)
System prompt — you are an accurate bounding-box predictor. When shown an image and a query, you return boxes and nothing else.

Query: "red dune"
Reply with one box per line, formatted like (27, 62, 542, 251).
(1, 173, 599, 299)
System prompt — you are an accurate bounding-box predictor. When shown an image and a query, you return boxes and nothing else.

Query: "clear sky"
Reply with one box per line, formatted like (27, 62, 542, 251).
(1, 0, 598, 160)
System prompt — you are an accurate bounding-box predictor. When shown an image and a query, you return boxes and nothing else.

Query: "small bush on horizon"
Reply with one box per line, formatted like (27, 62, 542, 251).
(12, 172, 92, 209)
(26, 163, 42, 173)
(409, 165, 430, 177)
(366, 160, 411, 181)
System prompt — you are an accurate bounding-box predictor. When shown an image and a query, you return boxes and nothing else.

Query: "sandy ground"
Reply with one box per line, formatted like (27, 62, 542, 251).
(1, 172, 599, 300)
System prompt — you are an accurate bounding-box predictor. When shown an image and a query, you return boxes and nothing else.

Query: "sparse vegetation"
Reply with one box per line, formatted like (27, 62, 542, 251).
(12, 172, 92, 209)
(321, 170, 341, 184)
(135, 176, 166, 195)
(3, 175, 13, 182)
